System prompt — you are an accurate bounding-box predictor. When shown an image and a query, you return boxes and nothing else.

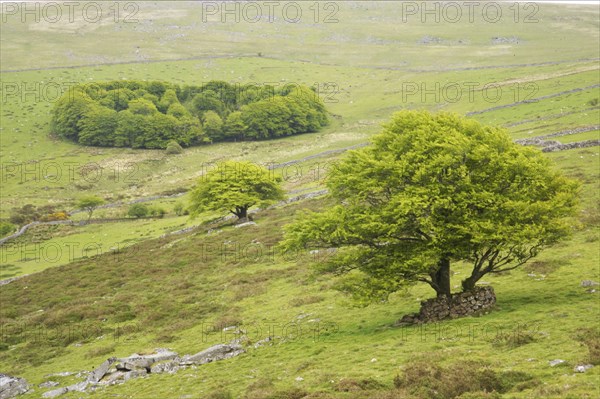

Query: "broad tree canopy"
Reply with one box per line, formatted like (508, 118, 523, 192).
(281, 111, 579, 300)
(189, 161, 285, 221)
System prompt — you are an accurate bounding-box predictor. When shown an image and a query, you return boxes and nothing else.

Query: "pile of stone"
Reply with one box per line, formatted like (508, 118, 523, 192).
(41, 343, 244, 398)
(398, 286, 496, 324)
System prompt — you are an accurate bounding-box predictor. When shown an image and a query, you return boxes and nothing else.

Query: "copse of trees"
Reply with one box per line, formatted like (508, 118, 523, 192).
(51, 80, 328, 149)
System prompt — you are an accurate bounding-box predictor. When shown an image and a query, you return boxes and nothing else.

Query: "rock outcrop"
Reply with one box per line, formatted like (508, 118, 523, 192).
(0, 374, 29, 399)
(180, 343, 244, 366)
(41, 345, 243, 397)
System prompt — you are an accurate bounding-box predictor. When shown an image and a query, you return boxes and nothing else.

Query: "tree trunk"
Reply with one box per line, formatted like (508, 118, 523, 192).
(461, 271, 481, 292)
(431, 258, 451, 298)
(234, 206, 248, 222)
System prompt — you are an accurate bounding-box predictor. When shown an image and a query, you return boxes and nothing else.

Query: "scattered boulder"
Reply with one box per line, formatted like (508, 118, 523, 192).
(581, 280, 599, 287)
(0, 374, 29, 399)
(180, 344, 244, 366)
(253, 337, 273, 349)
(234, 221, 256, 228)
(491, 36, 520, 44)
(574, 364, 594, 373)
(549, 359, 566, 367)
(419, 35, 443, 45)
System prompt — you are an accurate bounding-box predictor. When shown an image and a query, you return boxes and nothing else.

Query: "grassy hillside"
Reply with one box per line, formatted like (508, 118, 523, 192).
(0, 185, 598, 398)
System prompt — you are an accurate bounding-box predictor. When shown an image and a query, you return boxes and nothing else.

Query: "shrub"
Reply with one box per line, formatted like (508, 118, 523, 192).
(173, 201, 185, 216)
(336, 378, 385, 392)
(0, 221, 16, 237)
(127, 203, 149, 218)
(39, 211, 69, 222)
(575, 328, 600, 365)
(149, 206, 166, 218)
(165, 140, 183, 154)
(456, 392, 502, 399)
(394, 360, 537, 399)
(9, 204, 43, 225)
(205, 389, 233, 399)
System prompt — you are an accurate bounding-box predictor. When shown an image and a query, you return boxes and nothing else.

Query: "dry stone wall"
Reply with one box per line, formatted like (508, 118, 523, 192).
(399, 286, 496, 324)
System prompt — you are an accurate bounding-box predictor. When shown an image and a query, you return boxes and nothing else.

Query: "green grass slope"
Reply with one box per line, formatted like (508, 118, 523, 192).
(0, 156, 598, 397)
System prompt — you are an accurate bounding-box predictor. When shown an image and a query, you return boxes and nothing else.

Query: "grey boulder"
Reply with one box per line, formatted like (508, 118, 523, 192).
(0, 374, 29, 399)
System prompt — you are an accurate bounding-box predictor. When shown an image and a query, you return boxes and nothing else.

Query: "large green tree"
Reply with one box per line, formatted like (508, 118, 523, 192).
(189, 161, 285, 221)
(280, 111, 579, 301)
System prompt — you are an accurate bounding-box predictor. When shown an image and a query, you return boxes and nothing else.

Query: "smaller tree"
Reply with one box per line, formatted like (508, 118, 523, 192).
(189, 161, 285, 221)
(77, 196, 105, 220)
(127, 203, 149, 218)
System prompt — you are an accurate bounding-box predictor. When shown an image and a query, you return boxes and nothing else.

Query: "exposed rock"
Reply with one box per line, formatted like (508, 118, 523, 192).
(234, 221, 256, 228)
(44, 372, 77, 378)
(419, 35, 443, 44)
(0, 374, 29, 398)
(38, 381, 59, 388)
(150, 361, 180, 374)
(123, 369, 147, 381)
(87, 357, 116, 383)
(549, 359, 565, 367)
(36, 345, 240, 397)
(42, 387, 69, 398)
(100, 371, 128, 385)
(115, 359, 153, 372)
(574, 364, 594, 373)
(43, 381, 88, 398)
(180, 344, 244, 365)
(253, 337, 273, 349)
(491, 36, 520, 44)
(581, 280, 599, 287)
(114, 348, 178, 373)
